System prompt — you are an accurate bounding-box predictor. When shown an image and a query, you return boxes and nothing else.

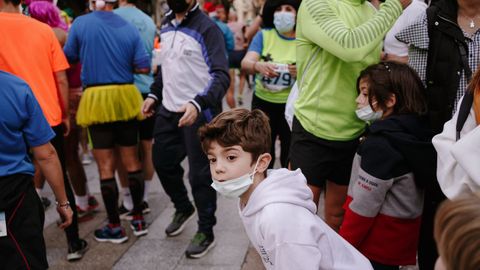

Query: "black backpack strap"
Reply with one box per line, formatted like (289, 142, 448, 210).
(455, 43, 474, 141)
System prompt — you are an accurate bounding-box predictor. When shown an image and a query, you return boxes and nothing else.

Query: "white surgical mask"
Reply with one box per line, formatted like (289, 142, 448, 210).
(211, 158, 260, 198)
(273, 12, 296, 34)
(355, 104, 383, 122)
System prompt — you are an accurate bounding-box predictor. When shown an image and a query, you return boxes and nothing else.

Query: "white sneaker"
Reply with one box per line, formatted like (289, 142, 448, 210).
(81, 154, 92, 165)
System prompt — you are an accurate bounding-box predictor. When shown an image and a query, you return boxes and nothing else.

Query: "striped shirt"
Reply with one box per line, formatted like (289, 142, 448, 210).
(396, 12, 480, 113)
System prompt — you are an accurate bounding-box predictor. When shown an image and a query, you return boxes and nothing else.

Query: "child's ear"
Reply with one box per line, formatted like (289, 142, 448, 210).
(256, 153, 272, 173)
(386, 93, 396, 109)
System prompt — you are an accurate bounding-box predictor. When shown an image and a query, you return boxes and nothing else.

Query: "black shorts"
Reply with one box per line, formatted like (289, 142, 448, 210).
(289, 117, 359, 187)
(139, 94, 154, 141)
(88, 119, 139, 149)
(228, 50, 247, 69)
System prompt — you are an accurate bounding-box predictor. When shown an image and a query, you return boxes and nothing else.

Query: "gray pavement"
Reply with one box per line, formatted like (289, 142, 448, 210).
(40, 74, 418, 270)
(41, 78, 266, 269)
(42, 159, 264, 270)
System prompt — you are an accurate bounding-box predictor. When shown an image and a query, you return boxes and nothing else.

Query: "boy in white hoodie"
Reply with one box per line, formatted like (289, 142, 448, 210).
(198, 108, 373, 270)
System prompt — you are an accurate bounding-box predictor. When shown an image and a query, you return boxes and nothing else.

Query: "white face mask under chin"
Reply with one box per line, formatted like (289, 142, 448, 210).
(211, 158, 261, 199)
(355, 104, 383, 122)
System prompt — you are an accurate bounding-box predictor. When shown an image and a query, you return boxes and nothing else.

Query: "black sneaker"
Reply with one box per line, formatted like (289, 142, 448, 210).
(119, 204, 131, 220)
(67, 239, 88, 261)
(165, 208, 195, 237)
(185, 232, 215, 259)
(41, 197, 51, 210)
(120, 202, 151, 221)
(130, 216, 148, 237)
(141, 201, 151, 214)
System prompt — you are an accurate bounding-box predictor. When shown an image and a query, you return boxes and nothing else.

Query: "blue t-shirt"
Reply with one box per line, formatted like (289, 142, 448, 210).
(0, 71, 55, 177)
(114, 6, 156, 94)
(64, 11, 150, 86)
(248, 30, 264, 55)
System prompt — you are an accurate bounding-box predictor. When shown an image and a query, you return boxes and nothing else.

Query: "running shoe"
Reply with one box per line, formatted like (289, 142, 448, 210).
(185, 232, 216, 259)
(130, 216, 148, 237)
(81, 154, 92, 165)
(94, 224, 128, 244)
(165, 208, 195, 237)
(120, 201, 151, 221)
(41, 197, 51, 210)
(88, 195, 99, 210)
(67, 239, 88, 261)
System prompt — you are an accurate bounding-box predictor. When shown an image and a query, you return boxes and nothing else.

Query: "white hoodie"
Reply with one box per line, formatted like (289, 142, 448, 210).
(432, 96, 480, 198)
(240, 168, 373, 270)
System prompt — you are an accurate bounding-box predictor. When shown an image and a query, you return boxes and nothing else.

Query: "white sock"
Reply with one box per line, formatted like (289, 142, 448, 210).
(143, 180, 152, 202)
(85, 184, 91, 197)
(75, 195, 88, 210)
(122, 187, 133, 211)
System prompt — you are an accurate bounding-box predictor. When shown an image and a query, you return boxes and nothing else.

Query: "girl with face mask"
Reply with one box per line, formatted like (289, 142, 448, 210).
(240, 0, 300, 170)
(340, 62, 437, 270)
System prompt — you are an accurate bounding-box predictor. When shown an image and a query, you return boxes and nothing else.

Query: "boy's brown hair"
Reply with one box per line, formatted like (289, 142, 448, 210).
(434, 192, 480, 270)
(198, 108, 271, 165)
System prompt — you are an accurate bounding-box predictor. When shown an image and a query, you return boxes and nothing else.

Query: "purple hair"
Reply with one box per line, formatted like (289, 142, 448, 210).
(28, 1, 68, 31)
(24, 0, 53, 6)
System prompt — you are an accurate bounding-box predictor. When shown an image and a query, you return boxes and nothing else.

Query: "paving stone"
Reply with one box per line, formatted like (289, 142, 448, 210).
(113, 239, 187, 270)
(175, 266, 241, 270)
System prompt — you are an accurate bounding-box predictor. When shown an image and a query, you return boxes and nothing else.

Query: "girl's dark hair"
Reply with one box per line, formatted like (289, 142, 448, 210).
(357, 61, 427, 115)
(261, 0, 300, 28)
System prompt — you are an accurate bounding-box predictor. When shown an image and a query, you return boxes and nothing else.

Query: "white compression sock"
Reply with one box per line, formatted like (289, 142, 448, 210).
(75, 195, 89, 210)
(143, 180, 152, 202)
(122, 187, 133, 211)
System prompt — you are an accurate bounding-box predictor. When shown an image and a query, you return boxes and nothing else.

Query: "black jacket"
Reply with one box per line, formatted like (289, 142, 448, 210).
(425, 0, 470, 134)
(362, 114, 437, 188)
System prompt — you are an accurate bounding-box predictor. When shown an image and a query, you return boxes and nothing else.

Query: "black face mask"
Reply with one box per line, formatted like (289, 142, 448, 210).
(167, 0, 190, 13)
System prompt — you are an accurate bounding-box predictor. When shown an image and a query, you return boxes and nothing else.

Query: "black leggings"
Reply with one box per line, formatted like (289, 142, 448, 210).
(51, 125, 80, 245)
(251, 95, 291, 168)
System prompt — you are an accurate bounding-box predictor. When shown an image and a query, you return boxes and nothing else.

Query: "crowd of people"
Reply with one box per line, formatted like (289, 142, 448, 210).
(0, 0, 479, 269)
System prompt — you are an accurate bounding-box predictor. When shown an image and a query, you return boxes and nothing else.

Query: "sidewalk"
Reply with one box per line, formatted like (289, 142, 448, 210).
(42, 160, 265, 269)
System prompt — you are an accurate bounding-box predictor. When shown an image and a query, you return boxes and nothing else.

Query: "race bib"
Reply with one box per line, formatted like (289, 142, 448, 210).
(261, 63, 294, 92)
(0, 212, 6, 237)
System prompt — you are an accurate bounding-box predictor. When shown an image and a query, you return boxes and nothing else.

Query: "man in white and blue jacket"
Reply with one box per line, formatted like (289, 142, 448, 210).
(142, 0, 229, 259)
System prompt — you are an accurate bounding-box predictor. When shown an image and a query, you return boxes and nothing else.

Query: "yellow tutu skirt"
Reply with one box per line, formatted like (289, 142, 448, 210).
(76, 84, 144, 127)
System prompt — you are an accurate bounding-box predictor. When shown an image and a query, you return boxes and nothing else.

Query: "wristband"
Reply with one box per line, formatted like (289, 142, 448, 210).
(56, 201, 70, 209)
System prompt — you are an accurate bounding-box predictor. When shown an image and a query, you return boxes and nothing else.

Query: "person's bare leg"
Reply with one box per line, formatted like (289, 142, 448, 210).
(238, 69, 247, 96)
(116, 147, 129, 188)
(324, 181, 348, 232)
(226, 69, 236, 108)
(141, 140, 154, 181)
(92, 149, 116, 180)
(141, 139, 154, 202)
(65, 126, 87, 196)
(307, 184, 322, 208)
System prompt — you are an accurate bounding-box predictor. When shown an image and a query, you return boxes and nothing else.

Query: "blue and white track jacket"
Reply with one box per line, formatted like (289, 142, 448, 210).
(149, 4, 230, 120)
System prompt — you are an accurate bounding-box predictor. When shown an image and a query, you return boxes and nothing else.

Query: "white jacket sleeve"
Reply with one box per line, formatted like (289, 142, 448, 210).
(274, 243, 322, 270)
(432, 103, 480, 199)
